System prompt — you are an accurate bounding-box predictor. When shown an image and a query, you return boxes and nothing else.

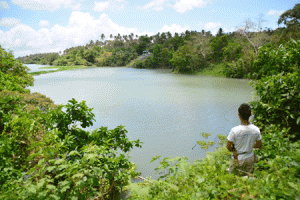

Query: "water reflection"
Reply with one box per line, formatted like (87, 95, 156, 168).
(26, 64, 58, 72)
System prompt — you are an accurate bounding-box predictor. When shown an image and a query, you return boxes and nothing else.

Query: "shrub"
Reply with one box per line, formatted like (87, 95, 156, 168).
(250, 70, 300, 140)
(133, 59, 144, 69)
(223, 59, 245, 78)
(223, 42, 242, 62)
(1, 98, 142, 199)
(0, 47, 143, 200)
(251, 39, 300, 79)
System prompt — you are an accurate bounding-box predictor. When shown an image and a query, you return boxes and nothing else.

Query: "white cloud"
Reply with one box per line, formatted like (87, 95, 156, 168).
(173, 0, 209, 13)
(159, 24, 190, 35)
(153, 6, 163, 11)
(0, 1, 9, 9)
(11, 0, 81, 11)
(139, 0, 167, 11)
(267, 10, 284, 17)
(140, 0, 210, 12)
(223, 27, 235, 33)
(39, 20, 50, 27)
(94, 0, 127, 12)
(204, 22, 221, 30)
(0, 11, 153, 57)
(94, 1, 110, 12)
(204, 22, 221, 35)
(0, 18, 22, 27)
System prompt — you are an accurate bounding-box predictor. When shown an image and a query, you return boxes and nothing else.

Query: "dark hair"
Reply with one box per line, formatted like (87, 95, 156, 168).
(238, 103, 251, 120)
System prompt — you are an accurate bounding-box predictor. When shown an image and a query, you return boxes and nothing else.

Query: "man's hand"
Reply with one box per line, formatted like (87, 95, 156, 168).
(226, 141, 235, 152)
(253, 140, 262, 149)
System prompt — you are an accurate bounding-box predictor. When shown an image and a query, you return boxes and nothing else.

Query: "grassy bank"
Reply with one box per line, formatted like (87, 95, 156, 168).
(28, 65, 96, 76)
(195, 63, 225, 77)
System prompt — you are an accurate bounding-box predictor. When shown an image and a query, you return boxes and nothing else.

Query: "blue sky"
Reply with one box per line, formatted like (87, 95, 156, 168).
(0, 0, 298, 57)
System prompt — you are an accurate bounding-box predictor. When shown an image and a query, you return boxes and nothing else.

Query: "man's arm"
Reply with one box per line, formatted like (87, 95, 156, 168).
(253, 140, 262, 149)
(226, 141, 235, 152)
(227, 141, 238, 159)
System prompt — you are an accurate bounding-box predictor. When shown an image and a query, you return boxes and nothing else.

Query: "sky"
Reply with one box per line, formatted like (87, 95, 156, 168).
(0, 0, 298, 58)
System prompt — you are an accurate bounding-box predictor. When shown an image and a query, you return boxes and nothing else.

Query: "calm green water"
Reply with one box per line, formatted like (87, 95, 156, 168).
(26, 65, 255, 179)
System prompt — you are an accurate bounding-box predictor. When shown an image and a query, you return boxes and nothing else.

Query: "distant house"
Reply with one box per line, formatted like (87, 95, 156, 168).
(142, 50, 150, 55)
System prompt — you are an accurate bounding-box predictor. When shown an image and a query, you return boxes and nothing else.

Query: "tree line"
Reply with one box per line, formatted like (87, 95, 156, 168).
(16, 4, 299, 78)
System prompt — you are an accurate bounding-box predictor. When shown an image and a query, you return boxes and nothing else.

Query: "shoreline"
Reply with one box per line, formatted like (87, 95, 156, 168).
(27, 63, 228, 78)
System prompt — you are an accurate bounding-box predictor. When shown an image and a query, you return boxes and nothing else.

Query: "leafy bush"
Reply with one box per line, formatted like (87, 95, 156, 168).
(0, 47, 143, 199)
(129, 131, 300, 199)
(250, 70, 300, 139)
(1, 98, 142, 200)
(170, 45, 195, 74)
(223, 59, 247, 78)
(251, 39, 300, 79)
(132, 59, 145, 69)
(0, 46, 34, 87)
(223, 49, 256, 79)
(223, 42, 242, 62)
(53, 58, 68, 66)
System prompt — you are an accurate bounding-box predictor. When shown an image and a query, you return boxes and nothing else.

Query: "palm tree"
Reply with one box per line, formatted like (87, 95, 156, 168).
(167, 31, 172, 39)
(101, 33, 105, 41)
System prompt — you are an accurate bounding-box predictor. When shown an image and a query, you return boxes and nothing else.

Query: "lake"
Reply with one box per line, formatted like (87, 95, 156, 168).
(26, 65, 255, 179)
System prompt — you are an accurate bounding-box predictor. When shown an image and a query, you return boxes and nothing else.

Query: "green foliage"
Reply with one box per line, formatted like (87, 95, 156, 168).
(210, 35, 229, 61)
(0, 98, 143, 199)
(129, 133, 300, 199)
(223, 42, 242, 62)
(170, 45, 195, 74)
(0, 47, 143, 200)
(135, 35, 151, 55)
(252, 39, 300, 79)
(53, 58, 68, 66)
(83, 49, 96, 63)
(0, 47, 34, 87)
(223, 58, 252, 79)
(224, 39, 300, 79)
(16, 53, 59, 65)
(250, 70, 300, 138)
(278, 3, 300, 39)
(0, 71, 31, 93)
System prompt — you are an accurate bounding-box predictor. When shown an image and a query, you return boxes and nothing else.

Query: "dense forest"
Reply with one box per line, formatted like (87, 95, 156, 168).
(16, 53, 60, 65)
(1, 3, 300, 199)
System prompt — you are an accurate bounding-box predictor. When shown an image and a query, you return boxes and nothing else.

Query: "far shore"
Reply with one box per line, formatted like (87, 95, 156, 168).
(27, 63, 226, 78)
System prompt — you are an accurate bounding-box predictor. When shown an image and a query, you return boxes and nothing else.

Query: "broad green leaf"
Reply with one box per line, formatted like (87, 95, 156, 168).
(49, 194, 60, 200)
(46, 166, 56, 172)
(196, 178, 205, 184)
(54, 159, 64, 165)
(150, 155, 161, 163)
(27, 186, 37, 194)
(72, 173, 84, 179)
(46, 184, 56, 190)
(288, 182, 300, 191)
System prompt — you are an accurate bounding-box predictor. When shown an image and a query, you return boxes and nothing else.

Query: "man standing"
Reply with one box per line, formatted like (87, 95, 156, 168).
(226, 103, 262, 176)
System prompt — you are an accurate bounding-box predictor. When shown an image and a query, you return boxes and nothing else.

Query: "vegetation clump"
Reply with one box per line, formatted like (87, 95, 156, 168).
(0, 46, 142, 199)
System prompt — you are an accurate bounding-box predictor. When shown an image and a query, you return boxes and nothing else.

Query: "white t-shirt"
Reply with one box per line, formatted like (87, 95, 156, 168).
(227, 124, 262, 160)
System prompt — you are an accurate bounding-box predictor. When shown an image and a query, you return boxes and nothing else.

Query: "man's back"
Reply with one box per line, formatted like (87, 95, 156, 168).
(227, 124, 261, 160)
